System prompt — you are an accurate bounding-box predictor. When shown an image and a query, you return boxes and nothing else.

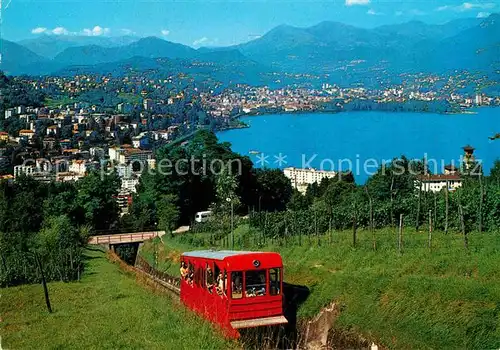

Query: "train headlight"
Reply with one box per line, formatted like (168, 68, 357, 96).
(253, 260, 261, 268)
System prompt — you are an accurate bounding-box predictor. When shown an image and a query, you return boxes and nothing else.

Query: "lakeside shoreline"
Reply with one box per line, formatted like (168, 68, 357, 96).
(217, 104, 488, 133)
(217, 106, 499, 182)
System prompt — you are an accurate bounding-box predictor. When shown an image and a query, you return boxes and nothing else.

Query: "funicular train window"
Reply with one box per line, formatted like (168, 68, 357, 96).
(245, 270, 266, 297)
(206, 263, 215, 293)
(188, 261, 194, 285)
(214, 264, 226, 296)
(270, 268, 281, 296)
(231, 271, 243, 299)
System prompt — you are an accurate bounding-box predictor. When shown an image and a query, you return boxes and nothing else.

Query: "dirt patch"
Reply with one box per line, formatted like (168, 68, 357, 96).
(327, 328, 373, 349)
(301, 301, 383, 350)
(303, 301, 340, 349)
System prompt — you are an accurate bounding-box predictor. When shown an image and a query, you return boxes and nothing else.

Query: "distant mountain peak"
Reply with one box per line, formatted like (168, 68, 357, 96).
(17, 35, 141, 59)
(53, 35, 198, 66)
(407, 20, 426, 25)
(137, 36, 164, 42)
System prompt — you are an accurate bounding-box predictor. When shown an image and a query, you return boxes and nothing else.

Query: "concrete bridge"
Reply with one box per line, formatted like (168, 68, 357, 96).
(88, 231, 166, 245)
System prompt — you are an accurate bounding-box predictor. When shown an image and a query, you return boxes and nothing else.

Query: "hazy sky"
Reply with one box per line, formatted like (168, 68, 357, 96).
(4, 0, 499, 47)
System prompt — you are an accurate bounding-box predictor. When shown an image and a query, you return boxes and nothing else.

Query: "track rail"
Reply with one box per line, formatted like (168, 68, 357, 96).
(136, 256, 181, 295)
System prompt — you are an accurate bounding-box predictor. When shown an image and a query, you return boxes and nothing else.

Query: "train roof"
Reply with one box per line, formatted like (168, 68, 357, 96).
(182, 250, 276, 261)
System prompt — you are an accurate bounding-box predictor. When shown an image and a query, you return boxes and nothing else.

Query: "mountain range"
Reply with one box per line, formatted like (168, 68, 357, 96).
(18, 34, 140, 59)
(2, 14, 499, 78)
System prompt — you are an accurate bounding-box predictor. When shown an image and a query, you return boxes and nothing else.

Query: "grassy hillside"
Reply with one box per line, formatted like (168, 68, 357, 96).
(0, 248, 234, 349)
(141, 225, 500, 349)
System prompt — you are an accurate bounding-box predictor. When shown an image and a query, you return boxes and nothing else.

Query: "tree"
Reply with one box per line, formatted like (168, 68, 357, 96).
(42, 183, 85, 226)
(76, 171, 120, 230)
(254, 168, 292, 212)
(489, 159, 500, 186)
(215, 166, 240, 213)
(37, 215, 85, 282)
(157, 194, 180, 236)
(287, 189, 310, 211)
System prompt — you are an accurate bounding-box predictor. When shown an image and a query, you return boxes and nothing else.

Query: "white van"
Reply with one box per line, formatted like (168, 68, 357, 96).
(195, 211, 213, 223)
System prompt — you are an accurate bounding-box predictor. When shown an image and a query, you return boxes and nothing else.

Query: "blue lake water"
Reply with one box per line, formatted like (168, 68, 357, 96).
(217, 108, 500, 183)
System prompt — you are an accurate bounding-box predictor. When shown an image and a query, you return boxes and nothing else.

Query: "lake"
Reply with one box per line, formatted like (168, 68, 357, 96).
(217, 108, 500, 183)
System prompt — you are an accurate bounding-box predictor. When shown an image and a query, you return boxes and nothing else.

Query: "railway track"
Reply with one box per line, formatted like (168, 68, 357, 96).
(136, 256, 181, 296)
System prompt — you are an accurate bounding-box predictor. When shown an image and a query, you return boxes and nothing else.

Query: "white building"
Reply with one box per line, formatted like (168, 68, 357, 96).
(108, 146, 124, 163)
(116, 190, 132, 216)
(475, 94, 483, 105)
(116, 164, 133, 178)
(69, 160, 92, 175)
(56, 172, 84, 182)
(417, 174, 462, 192)
(90, 147, 105, 159)
(121, 177, 140, 193)
(118, 149, 154, 165)
(143, 99, 154, 111)
(283, 167, 338, 194)
(4, 109, 15, 119)
(417, 166, 462, 193)
(14, 165, 36, 178)
(152, 130, 170, 141)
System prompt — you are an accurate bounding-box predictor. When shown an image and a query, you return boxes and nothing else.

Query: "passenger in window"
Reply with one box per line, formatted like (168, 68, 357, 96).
(232, 273, 242, 299)
(245, 270, 266, 297)
(187, 266, 194, 285)
(180, 262, 188, 280)
(207, 266, 214, 293)
(216, 272, 224, 295)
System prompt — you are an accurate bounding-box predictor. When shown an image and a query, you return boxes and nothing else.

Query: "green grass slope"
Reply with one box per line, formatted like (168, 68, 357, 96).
(141, 225, 500, 349)
(0, 248, 234, 350)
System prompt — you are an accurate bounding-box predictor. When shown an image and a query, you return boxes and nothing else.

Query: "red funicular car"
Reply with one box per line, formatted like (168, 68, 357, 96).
(180, 250, 288, 338)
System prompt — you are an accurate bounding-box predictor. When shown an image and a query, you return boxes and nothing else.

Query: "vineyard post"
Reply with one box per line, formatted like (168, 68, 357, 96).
(458, 202, 468, 251)
(314, 208, 317, 244)
(34, 252, 52, 313)
(264, 212, 268, 246)
(308, 213, 312, 246)
(352, 201, 357, 248)
(444, 180, 449, 234)
(231, 200, 234, 250)
(478, 174, 484, 233)
(415, 178, 423, 231)
(329, 218, 332, 246)
(428, 209, 432, 252)
(365, 186, 375, 251)
(154, 239, 158, 269)
(315, 208, 321, 247)
(390, 176, 395, 227)
(398, 214, 403, 255)
(297, 211, 302, 246)
(284, 214, 288, 246)
(433, 192, 437, 229)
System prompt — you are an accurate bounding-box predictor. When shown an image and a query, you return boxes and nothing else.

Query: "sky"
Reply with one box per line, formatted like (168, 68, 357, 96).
(3, 0, 499, 47)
